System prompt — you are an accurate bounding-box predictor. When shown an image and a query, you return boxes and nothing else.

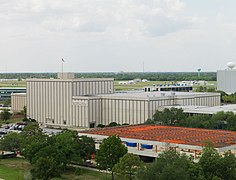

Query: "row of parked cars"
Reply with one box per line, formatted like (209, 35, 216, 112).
(0, 122, 27, 138)
(0, 122, 62, 139)
(5, 122, 27, 131)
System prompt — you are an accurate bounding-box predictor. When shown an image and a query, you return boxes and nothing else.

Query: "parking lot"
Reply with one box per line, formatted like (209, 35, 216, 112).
(0, 124, 62, 138)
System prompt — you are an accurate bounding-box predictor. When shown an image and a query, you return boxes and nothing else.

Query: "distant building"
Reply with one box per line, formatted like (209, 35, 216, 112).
(144, 83, 193, 92)
(0, 87, 26, 101)
(133, 79, 141, 83)
(217, 62, 236, 94)
(141, 79, 148, 82)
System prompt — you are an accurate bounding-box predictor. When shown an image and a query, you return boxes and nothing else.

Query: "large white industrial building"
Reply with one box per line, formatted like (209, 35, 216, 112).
(26, 76, 114, 128)
(217, 62, 236, 94)
(22, 73, 221, 128)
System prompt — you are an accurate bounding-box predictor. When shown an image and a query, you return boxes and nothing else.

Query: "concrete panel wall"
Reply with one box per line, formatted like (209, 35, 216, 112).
(217, 70, 236, 94)
(27, 80, 73, 126)
(72, 80, 114, 96)
(100, 99, 150, 125)
(11, 93, 26, 112)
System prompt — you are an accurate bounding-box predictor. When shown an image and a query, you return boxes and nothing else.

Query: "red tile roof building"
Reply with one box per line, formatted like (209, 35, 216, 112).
(80, 125, 236, 159)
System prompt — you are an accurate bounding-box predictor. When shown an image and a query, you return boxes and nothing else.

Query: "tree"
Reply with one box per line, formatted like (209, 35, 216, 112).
(138, 150, 193, 180)
(152, 108, 187, 125)
(199, 144, 221, 180)
(9, 124, 96, 179)
(50, 130, 82, 169)
(199, 144, 236, 180)
(31, 145, 63, 180)
(95, 135, 127, 180)
(113, 153, 143, 180)
(77, 135, 95, 162)
(0, 132, 22, 154)
(20, 123, 47, 163)
(0, 109, 11, 122)
(219, 151, 236, 180)
(179, 114, 211, 129)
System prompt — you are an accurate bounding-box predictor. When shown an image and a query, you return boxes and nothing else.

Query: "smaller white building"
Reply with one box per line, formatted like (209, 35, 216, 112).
(11, 93, 26, 113)
(217, 62, 236, 94)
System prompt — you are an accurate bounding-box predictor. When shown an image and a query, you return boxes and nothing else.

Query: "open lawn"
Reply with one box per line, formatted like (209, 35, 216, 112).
(0, 158, 31, 180)
(0, 81, 26, 88)
(0, 158, 111, 180)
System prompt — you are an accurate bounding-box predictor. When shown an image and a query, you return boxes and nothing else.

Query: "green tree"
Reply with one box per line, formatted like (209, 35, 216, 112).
(0, 132, 22, 154)
(77, 135, 95, 162)
(199, 144, 236, 180)
(219, 151, 236, 180)
(31, 146, 63, 180)
(20, 123, 47, 163)
(138, 150, 193, 180)
(50, 130, 82, 169)
(19, 125, 96, 179)
(95, 135, 127, 179)
(113, 153, 143, 180)
(199, 144, 221, 180)
(0, 109, 11, 122)
(152, 108, 187, 125)
(179, 114, 211, 129)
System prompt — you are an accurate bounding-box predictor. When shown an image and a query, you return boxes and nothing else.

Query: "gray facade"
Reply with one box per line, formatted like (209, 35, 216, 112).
(217, 70, 236, 94)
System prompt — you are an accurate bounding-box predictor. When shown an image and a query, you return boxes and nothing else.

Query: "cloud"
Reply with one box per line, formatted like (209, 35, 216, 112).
(0, 0, 199, 39)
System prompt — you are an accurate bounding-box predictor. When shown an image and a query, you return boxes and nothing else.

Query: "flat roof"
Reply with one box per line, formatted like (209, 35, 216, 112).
(163, 105, 236, 115)
(11, 93, 26, 96)
(26, 78, 114, 82)
(0, 87, 26, 89)
(96, 91, 220, 100)
(82, 125, 236, 148)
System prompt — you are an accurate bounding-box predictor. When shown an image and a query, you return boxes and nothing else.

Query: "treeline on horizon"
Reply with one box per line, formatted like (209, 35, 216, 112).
(0, 72, 216, 81)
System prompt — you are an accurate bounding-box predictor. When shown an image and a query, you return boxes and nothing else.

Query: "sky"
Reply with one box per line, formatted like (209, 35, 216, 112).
(1, 0, 236, 72)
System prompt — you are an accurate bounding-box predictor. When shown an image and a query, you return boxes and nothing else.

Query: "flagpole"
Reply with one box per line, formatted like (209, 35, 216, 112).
(61, 58, 64, 79)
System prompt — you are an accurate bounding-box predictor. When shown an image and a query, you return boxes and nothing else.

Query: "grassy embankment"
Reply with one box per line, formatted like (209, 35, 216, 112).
(0, 158, 110, 180)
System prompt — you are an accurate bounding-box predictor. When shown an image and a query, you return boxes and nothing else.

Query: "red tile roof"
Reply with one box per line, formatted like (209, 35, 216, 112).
(82, 125, 236, 148)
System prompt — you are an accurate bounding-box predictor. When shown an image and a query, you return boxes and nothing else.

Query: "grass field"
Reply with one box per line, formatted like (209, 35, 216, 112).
(0, 80, 217, 91)
(0, 158, 31, 180)
(0, 80, 26, 87)
(0, 158, 111, 180)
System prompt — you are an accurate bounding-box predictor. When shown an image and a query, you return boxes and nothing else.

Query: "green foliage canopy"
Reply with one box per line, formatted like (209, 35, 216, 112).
(0, 109, 11, 122)
(113, 153, 144, 180)
(95, 135, 127, 179)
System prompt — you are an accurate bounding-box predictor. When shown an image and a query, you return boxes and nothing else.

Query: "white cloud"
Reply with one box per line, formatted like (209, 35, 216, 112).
(0, 0, 198, 39)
